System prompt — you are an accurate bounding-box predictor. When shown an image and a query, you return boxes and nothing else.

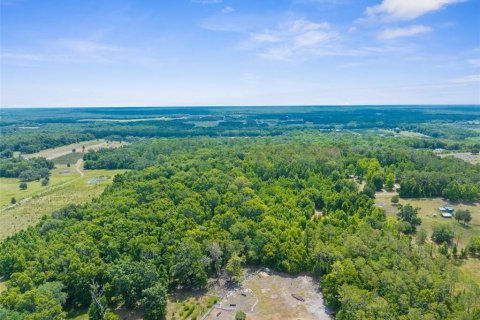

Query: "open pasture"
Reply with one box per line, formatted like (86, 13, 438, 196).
(0, 164, 125, 240)
(375, 191, 480, 248)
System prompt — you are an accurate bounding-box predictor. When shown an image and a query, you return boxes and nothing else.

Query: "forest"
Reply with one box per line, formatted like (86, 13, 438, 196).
(0, 106, 479, 320)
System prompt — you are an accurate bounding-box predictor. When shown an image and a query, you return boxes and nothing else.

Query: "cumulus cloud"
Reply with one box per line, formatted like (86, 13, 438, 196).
(378, 25, 432, 39)
(245, 19, 335, 60)
(365, 0, 465, 21)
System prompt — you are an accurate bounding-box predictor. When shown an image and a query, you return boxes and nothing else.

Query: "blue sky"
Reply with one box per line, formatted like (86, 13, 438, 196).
(1, 0, 479, 107)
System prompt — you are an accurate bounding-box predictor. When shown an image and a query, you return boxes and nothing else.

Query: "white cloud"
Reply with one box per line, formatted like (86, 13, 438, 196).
(1, 52, 46, 62)
(449, 74, 480, 83)
(245, 19, 335, 60)
(221, 6, 234, 14)
(56, 39, 124, 57)
(378, 25, 432, 39)
(468, 59, 480, 67)
(365, 0, 465, 21)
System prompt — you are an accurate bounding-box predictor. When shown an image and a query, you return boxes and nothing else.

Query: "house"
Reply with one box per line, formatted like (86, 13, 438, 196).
(441, 212, 453, 218)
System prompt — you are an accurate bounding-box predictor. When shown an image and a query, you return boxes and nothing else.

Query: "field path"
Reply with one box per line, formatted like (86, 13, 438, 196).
(75, 159, 84, 177)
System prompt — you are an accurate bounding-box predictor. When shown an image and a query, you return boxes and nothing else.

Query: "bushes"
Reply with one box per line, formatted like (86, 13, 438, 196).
(431, 225, 454, 244)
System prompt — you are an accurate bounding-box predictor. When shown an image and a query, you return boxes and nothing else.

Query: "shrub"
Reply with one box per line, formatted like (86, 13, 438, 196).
(431, 224, 454, 244)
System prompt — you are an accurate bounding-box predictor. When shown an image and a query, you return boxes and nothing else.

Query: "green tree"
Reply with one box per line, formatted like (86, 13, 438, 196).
(235, 310, 247, 320)
(226, 253, 245, 284)
(141, 283, 168, 320)
(397, 204, 421, 234)
(431, 224, 454, 244)
(455, 209, 472, 226)
(391, 195, 399, 205)
(385, 173, 395, 190)
(10, 197, 16, 204)
(19, 182, 27, 190)
(170, 239, 207, 288)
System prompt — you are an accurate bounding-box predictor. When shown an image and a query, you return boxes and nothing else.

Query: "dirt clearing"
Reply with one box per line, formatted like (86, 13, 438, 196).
(205, 270, 331, 320)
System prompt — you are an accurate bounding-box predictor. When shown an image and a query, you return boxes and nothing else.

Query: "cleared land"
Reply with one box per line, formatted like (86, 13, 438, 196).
(0, 162, 125, 240)
(205, 270, 331, 320)
(24, 139, 125, 160)
(438, 152, 480, 164)
(375, 190, 480, 248)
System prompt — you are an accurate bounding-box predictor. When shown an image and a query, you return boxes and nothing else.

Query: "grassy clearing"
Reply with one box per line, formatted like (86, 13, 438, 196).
(399, 131, 429, 138)
(375, 191, 480, 248)
(0, 167, 78, 207)
(53, 152, 84, 165)
(24, 139, 124, 160)
(0, 164, 125, 240)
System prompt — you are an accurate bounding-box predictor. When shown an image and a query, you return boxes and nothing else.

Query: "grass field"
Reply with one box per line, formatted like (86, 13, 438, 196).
(0, 163, 125, 240)
(375, 190, 480, 248)
(53, 152, 84, 165)
(24, 139, 125, 160)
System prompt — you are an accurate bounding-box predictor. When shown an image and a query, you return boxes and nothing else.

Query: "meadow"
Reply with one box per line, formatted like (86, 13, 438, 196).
(375, 191, 480, 248)
(0, 164, 125, 240)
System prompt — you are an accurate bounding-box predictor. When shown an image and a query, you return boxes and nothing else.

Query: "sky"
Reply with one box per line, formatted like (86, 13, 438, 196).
(1, 0, 479, 107)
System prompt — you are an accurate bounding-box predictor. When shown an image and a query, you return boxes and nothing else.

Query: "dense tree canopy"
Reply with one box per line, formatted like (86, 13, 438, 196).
(1, 136, 479, 319)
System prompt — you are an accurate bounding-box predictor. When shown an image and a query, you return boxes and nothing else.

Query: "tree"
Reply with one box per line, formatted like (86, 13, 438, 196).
(467, 237, 480, 256)
(431, 224, 454, 244)
(235, 310, 247, 320)
(19, 182, 27, 190)
(385, 173, 395, 190)
(391, 195, 399, 205)
(362, 182, 376, 199)
(170, 239, 208, 288)
(209, 242, 223, 276)
(455, 209, 472, 226)
(41, 178, 49, 186)
(226, 253, 245, 283)
(397, 204, 421, 234)
(10, 197, 16, 204)
(416, 229, 427, 247)
(141, 283, 168, 320)
(88, 282, 109, 320)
